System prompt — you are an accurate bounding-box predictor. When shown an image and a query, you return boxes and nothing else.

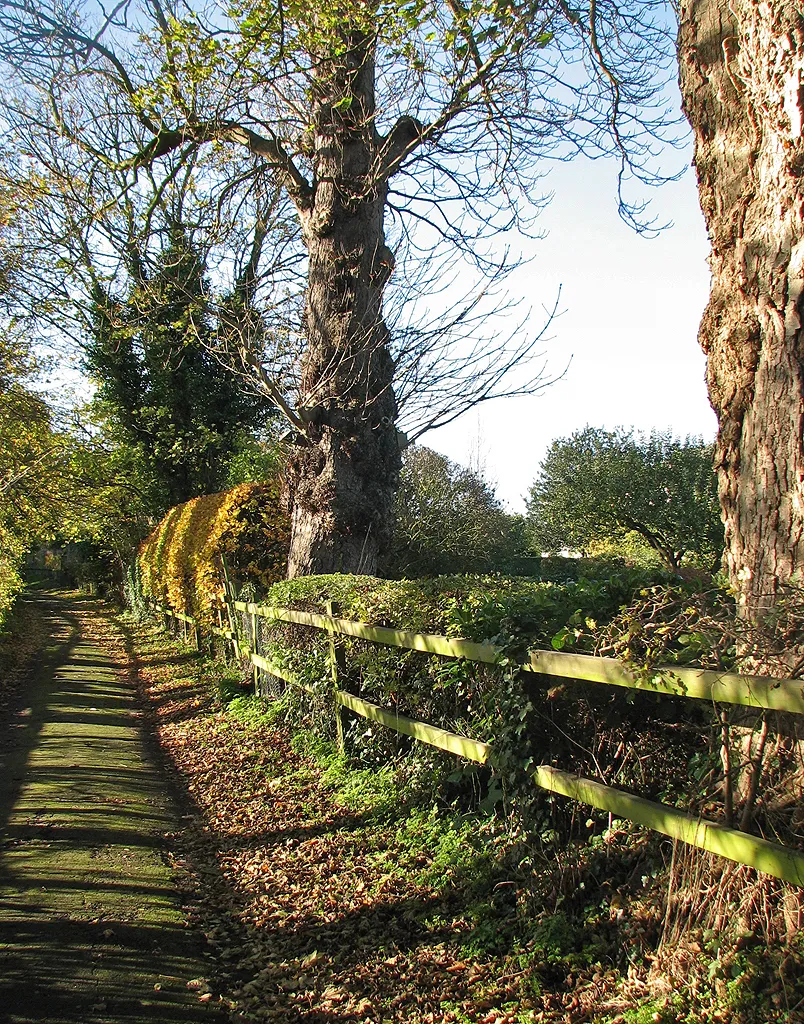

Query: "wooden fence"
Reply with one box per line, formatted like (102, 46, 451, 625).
(150, 595, 804, 887)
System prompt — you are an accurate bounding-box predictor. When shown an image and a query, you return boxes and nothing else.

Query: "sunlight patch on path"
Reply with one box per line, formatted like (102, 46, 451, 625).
(0, 594, 225, 1024)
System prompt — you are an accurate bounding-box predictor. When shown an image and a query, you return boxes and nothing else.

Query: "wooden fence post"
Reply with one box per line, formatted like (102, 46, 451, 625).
(251, 607, 260, 695)
(220, 555, 240, 661)
(325, 600, 346, 754)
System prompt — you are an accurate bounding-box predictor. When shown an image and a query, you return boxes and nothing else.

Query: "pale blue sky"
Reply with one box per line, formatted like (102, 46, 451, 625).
(426, 152, 716, 513)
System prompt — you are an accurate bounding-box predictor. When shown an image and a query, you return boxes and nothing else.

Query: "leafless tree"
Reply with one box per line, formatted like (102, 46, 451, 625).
(0, 0, 681, 575)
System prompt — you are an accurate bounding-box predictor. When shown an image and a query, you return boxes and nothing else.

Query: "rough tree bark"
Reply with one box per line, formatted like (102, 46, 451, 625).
(285, 32, 401, 577)
(678, 0, 804, 619)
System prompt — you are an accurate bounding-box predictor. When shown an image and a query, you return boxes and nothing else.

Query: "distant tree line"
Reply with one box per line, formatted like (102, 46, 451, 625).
(384, 446, 529, 578)
(385, 429, 721, 579)
(2, 256, 721, 598)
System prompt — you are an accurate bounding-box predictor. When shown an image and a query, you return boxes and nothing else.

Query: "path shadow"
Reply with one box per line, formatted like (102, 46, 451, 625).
(0, 593, 227, 1023)
(0, 912, 221, 1023)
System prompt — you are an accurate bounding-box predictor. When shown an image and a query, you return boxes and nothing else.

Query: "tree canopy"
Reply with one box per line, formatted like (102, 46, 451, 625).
(526, 427, 723, 572)
(0, 0, 681, 575)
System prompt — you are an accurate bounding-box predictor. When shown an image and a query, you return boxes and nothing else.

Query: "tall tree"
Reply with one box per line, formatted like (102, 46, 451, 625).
(678, 1, 804, 618)
(88, 225, 273, 506)
(0, 0, 680, 575)
(526, 427, 723, 572)
(0, 331, 69, 616)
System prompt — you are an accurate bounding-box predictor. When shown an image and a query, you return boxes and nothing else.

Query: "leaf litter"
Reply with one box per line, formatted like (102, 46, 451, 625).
(126, 617, 645, 1024)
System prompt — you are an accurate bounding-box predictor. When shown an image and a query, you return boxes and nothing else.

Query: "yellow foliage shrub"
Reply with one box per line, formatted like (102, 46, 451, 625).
(138, 482, 289, 623)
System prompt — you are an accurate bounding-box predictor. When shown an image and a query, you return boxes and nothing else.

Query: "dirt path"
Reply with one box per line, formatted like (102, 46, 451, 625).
(0, 593, 226, 1024)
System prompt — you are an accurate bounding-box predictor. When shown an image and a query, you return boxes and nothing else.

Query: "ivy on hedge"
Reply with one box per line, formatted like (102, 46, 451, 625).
(252, 563, 690, 818)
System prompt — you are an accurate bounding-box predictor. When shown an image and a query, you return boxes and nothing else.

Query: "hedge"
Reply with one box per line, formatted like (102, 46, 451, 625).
(138, 481, 289, 624)
(240, 565, 701, 814)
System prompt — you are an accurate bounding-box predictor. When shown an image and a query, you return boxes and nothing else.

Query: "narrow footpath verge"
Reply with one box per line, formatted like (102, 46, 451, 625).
(0, 593, 227, 1024)
(124, 614, 655, 1024)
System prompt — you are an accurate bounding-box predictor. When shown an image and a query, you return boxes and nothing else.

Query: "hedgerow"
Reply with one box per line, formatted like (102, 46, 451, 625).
(262, 560, 668, 640)
(242, 565, 699, 818)
(138, 481, 289, 624)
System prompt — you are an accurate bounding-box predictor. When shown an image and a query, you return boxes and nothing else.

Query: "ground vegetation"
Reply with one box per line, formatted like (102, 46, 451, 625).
(122, 595, 804, 1023)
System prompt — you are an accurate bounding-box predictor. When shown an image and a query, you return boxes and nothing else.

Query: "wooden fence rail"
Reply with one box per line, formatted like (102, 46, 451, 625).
(151, 598, 804, 886)
(233, 601, 804, 715)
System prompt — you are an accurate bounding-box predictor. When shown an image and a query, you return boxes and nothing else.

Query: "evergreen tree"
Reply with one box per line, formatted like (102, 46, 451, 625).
(87, 226, 272, 507)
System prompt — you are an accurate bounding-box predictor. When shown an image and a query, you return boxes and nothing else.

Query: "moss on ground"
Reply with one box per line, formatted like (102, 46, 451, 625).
(0, 592, 227, 1023)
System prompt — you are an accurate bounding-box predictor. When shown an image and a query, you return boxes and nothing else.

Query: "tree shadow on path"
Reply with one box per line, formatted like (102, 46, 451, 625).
(0, 592, 228, 1024)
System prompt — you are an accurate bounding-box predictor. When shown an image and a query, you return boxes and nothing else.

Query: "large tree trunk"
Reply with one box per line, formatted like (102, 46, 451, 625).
(678, 0, 804, 620)
(285, 32, 400, 577)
